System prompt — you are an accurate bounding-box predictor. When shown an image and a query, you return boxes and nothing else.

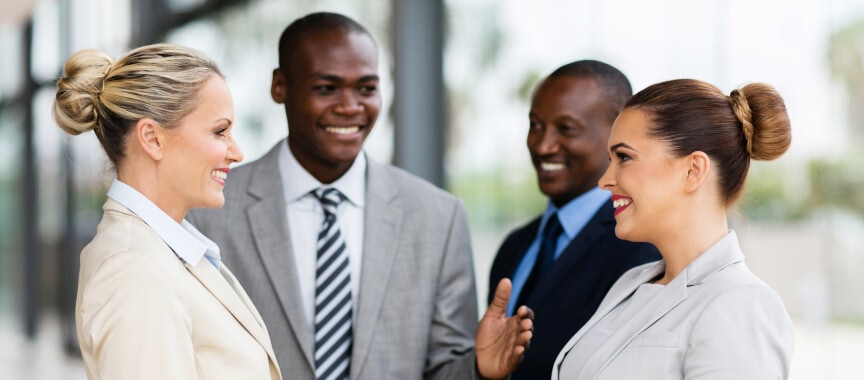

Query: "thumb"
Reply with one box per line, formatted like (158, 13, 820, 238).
(487, 278, 512, 319)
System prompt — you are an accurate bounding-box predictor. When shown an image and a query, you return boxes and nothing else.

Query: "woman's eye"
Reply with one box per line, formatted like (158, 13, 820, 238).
(616, 152, 631, 162)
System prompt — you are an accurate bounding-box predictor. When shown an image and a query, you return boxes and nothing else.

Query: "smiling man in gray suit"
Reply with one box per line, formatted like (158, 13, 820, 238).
(188, 12, 533, 380)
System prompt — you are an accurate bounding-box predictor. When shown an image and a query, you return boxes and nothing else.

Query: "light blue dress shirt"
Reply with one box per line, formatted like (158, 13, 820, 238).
(506, 186, 611, 315)
(106, 179, 222, 269)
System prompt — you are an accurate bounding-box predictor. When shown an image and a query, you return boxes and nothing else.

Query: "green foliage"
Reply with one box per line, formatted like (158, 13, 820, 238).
(517, 70, 544, 102)
(828, 19, 864, 149)
(806, 158, 864, 212)
(451, 168, 545, 231)
(828, 19, 864, 88)
(739, 163, 807, 221)
(741, 156, 864, 221)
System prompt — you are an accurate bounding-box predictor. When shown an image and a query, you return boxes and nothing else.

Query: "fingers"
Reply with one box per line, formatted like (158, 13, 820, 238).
(516, 305, 534, 347)
(519, 316, 533, 332)
(516, 305, 535, 321)
(513, 345, 525, 356)
(515, 305, 535, 335)
(515, 305, 534, 351)
(518, 318, 533, 341)
(487, 278, 513, 319)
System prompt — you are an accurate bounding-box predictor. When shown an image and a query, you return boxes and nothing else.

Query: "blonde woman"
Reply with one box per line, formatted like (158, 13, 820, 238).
(54, 44, 281, 379)
(552, 79, 795, 379)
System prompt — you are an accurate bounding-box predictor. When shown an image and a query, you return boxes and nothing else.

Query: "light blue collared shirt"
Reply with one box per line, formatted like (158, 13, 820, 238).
(107, 179, 222, 269)
(506, 186, 611, 315)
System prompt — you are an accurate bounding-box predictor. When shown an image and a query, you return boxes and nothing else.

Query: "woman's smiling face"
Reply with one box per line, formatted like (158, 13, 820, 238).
(160, 75, 243, 219)
(599, 108, 689, 244)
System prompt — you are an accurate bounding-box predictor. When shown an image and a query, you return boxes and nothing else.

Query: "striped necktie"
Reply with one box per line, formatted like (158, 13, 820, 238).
(312, 188, 352, 380)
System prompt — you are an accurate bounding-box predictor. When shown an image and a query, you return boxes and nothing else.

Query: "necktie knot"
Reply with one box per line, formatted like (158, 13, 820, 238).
(542, 214, 562, 245)
(538, 213, 562, 269)
(314, 188, 344, 216)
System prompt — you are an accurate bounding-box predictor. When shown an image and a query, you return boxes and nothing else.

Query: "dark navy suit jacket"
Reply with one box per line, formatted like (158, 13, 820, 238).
(488, 200, 661, 380)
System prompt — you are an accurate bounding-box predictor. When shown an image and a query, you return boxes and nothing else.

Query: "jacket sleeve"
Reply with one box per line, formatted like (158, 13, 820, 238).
(424, 200, 481, 380)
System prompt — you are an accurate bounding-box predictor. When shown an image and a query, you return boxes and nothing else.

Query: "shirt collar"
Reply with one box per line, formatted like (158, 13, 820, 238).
(279, 138, 367, 206)
(542, 186, 611, 238)
(106, 179, 221, 268)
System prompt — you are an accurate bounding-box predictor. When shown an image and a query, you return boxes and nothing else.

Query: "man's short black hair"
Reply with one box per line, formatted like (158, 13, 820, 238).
(278, 12, 372, 70)
(547, 60, 632, 122)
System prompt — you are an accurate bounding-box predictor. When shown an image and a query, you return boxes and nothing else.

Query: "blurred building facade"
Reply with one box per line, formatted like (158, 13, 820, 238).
(0, 0, 448, 357)
(2, 0, 864, 379)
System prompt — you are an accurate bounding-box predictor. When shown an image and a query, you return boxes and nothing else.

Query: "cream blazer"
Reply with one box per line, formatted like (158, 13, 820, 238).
(75, 199, 282, 380)
(552, 232, 794, 380)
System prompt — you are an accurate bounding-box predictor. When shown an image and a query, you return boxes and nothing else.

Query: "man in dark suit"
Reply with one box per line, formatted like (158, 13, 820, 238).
(488, 60, 661, 380)
(189, 12, 532, 380)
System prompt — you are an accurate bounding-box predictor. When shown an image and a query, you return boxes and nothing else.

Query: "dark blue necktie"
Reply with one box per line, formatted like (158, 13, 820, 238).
(516, 213, 562, 308)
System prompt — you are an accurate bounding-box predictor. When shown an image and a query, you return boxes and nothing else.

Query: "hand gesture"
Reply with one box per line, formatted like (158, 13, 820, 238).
(476, 278, 535, 380)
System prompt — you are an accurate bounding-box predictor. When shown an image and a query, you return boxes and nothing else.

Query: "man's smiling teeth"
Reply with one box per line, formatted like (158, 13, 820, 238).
(211, 170, 227, 180)
(325, 126, 360, 134)
(613, 198, 631, 209)
(540, 162, 565, 171)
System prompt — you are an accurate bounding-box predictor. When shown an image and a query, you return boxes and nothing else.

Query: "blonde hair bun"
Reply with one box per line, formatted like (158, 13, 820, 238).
(53, 49, 115, 136)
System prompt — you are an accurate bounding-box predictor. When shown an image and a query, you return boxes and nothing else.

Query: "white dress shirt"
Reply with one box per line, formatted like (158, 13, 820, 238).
(277, 140, 366, 341)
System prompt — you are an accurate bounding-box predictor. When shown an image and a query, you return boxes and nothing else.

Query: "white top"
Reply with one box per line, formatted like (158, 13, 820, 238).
(277, 140, 366, 340)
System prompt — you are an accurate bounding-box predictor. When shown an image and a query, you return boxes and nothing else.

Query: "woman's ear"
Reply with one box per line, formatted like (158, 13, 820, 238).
(135, 118, 164, 161)
(683, 151, 710, 193)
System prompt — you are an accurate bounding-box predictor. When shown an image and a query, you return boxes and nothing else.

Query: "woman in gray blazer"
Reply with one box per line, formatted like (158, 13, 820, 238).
(54, 44, 281, 379)
(552, 79, 795, 379)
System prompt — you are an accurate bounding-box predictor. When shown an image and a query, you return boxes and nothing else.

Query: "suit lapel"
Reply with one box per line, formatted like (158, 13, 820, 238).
(221, 265, 282, 374)
(220, 266, 271, 340)
(526, 201, 614, 307)
(578, 234, 744, 377)
(502, 219, 541, 278)
(553, 232, 746, 379)
(185, 260, 280, 365)
(579, 267, 687, 377)
(552, 261, 665, 379)
(350, 159, 402, 379)
(245, 147, 316, 369)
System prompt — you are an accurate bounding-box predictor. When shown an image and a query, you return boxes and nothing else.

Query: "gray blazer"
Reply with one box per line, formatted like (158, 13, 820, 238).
(188, 141, 478, 380)
(552, 232, 794, 380)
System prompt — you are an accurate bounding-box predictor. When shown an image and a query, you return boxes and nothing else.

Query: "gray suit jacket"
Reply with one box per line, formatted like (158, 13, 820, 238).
(552, 232, 794, 380)
(188, 141, 478, 380)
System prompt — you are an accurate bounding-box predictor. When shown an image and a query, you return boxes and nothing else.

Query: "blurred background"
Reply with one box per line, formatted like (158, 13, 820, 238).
(1, 0, 863, 378)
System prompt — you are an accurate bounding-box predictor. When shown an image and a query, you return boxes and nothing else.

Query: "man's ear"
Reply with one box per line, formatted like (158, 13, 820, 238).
(135, 118, 164, 161)
(271, 68, 287, 104)
(683, 151, 710, 193)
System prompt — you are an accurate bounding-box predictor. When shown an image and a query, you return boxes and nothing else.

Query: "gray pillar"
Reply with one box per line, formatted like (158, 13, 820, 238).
(391, 0, 446, 188)
(132, 0, 171, 46)
(22, 20, 39, 339)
